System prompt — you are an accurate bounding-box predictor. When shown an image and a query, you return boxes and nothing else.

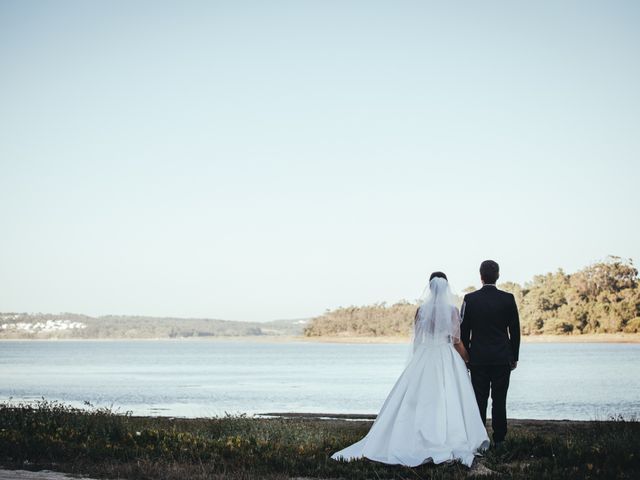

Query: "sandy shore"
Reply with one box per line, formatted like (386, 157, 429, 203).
(518, 333, 640, 343)
(297, 333, 640, 344)
(1, 333, 638, 343)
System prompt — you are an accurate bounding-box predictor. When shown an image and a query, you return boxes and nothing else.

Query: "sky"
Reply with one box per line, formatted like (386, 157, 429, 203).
(0, 1, 639, 321)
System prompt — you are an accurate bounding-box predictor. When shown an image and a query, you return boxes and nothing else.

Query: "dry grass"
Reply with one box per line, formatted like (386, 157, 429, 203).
(1, 401, 638, 479)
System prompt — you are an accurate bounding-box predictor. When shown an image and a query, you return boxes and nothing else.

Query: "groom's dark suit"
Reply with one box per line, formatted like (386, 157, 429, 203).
(461, 285, 520, 443)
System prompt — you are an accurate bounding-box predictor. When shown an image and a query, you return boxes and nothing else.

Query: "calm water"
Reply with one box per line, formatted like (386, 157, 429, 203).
(0, 341, 638, 420)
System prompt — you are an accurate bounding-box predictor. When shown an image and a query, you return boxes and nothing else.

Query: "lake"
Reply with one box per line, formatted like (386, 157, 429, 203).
(0, 340, 638, 420)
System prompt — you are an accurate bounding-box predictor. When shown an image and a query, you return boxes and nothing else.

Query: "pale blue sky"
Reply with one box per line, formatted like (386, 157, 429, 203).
(1, 1, 638, 321)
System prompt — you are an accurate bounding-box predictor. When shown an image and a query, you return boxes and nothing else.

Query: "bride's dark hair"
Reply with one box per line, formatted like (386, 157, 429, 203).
(429, 271, 448, 281)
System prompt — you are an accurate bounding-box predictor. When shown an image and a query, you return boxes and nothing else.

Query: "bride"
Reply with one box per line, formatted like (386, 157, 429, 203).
(331, 272, 489, 467)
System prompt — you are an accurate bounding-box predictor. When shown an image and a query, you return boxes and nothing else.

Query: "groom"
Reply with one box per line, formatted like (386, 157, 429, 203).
(460, 260, 520, 446)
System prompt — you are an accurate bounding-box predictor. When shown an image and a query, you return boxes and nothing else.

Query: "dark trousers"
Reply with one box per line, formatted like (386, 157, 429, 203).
(470, 364, 511, 442)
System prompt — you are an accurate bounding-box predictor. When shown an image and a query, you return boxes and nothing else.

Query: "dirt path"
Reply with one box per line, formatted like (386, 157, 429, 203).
(0, 470, 102, 480)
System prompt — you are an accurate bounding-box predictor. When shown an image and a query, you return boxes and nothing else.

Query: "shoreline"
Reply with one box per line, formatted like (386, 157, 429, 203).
(298, 333, 640, 344)
(256, 412, 623, 424)
(1, 333, 638, 343)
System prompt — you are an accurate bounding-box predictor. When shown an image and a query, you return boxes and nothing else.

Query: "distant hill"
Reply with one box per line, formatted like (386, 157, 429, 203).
(0, 312, 310, 339)
(303, 301, 417, 338)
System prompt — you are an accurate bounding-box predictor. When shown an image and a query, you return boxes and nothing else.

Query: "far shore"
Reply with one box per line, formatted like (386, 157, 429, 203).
(1, 333, 638, 343)
(298, 333, 640, 344)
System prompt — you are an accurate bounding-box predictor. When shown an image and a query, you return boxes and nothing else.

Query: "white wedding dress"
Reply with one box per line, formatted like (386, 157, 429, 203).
(331, 277, 489, 467)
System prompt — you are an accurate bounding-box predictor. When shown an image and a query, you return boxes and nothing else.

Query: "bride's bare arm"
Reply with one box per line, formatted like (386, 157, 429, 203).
(454, 341, 470, 363)
(451, 307, 469, 362)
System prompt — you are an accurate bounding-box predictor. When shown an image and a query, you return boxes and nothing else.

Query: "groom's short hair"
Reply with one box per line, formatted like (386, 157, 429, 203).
(480, 260, 499, 284)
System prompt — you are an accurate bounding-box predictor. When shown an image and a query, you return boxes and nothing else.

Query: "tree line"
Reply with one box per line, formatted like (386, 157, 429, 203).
(303, 256, 640, 337)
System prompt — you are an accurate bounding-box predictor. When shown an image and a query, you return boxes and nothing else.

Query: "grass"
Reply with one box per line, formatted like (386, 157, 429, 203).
(0, 401, 638, 479)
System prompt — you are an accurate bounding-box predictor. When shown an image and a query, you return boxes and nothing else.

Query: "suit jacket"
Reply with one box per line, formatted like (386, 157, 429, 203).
(461, 285, 520, 365)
